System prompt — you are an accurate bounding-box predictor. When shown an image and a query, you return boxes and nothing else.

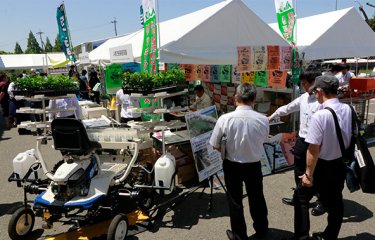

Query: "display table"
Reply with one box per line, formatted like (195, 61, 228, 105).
(152, 130, 190, 145)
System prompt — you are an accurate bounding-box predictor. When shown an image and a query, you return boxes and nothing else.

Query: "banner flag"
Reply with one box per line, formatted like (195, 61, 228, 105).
(280, 46, 292, 70)
(56, 3, 76, 62)
(275, 0, 296, 44)
(219, 65, 231, 83)
(268, 70, 287, 88)
(141, 0, 158, 74)
(210, 65, 220, 83)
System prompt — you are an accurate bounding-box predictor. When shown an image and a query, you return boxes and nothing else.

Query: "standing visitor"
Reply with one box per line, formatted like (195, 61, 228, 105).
(89, 71, 100, 104)
(7, 80, 17, 127)
(116, 88, 141, 124)
(79, 69, 89, 100)
(0, 73, 10, 130)
(268, 72, 326, 216)
(294, 75, 352, 240)
(210, 83, 269, 240)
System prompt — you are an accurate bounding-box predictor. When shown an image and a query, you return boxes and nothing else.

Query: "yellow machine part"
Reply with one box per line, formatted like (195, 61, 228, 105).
(44, 210, 149, 240)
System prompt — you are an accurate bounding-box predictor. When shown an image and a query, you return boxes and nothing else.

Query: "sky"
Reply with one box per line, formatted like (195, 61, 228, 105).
(0, 0, 374, 52)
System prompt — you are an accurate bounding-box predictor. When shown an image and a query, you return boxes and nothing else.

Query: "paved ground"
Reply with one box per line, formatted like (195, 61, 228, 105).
(1, 101, 375, 240)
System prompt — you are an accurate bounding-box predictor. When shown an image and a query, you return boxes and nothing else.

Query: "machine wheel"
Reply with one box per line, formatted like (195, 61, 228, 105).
(107, 214, 128, 240)
(8, 207, 35, 240)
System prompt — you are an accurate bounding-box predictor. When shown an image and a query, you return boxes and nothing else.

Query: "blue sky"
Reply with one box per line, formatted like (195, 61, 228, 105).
(0, 0, 374, 52)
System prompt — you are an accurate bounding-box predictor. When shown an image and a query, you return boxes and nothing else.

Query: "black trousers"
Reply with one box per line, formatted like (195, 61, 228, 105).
(294, 158, 345, 240)
(223, 160, 268, 240)
(293, 137, 309, 185)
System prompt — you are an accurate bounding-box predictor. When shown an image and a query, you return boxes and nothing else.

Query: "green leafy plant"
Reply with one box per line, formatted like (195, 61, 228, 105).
(14, 75, 78, 92)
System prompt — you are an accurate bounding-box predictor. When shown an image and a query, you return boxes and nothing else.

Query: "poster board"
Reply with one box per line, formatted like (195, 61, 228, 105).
(185, 106, 222, 182)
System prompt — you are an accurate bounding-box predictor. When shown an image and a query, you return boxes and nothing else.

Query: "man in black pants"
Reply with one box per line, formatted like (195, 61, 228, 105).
(269, 72, 325, 216)
(299, 75, 352, 240)
(210, 83, 269, 240)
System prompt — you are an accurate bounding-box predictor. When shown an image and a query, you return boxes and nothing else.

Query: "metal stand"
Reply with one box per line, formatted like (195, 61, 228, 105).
(199, 172, 227, 212)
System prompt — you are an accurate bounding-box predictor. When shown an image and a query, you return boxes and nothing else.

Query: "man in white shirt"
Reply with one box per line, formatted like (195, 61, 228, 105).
(190, 85, 212, 111)
(269, 73, 325, 216)
(298, 75, 352, 240)
(339, 64, 354, 86)
(116, 88, 141, 124)
(210, 83, 269, 240)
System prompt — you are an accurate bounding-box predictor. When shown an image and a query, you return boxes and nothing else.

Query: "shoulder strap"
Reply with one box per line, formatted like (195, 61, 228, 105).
(325, 107, 346, 158)
(348, 104, 359, 138)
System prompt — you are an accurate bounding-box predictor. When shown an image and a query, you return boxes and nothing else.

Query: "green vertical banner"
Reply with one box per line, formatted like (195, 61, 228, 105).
(275, 0, 300, 83)
(141, 0, 159, 75)
(56, 3, 75, 62)
(140, 97, 160, 121)
(275, 0, 296, 44)
(105, 64, 123, 94)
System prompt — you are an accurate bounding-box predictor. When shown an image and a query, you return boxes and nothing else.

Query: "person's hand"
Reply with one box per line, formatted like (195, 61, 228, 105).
(300, 173, 313, 187)
(268, 116, 272, 122)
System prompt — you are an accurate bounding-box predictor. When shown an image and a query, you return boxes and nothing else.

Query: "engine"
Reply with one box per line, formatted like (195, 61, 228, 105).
(51, 156, 98, 202)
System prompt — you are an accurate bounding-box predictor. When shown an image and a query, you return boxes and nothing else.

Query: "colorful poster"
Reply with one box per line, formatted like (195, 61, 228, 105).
(210, 65, 220, 83)
(122, 62, 141, 73)
(280, 46, 292, 70)
(254, 71, 268, 87)
(185, 106, 222, 182)
(194, 65, 202, 80)
(219, 65, 231, 83)
(140, 97, 160, 121)
(237, 47, 251, 72)
(56, 3, 76, 62)
(201, 65, 211, 82)
(105, 64, 123, 94)
(268, 70, 287, 88)
(252, 46, 267, 71)
(141, 0, 158, 74)
(181, 64, 195, 81)
(275, 0, 296, 44)
(231, 65, 241, 84)
(241, 72, 255, 84)
(267, 45, 280, 70)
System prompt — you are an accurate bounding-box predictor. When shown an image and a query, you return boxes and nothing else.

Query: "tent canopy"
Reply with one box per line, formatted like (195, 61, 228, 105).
(89, 0, 289, 65)
(270, 7, 375, 60)
(0, 53, 69, 70)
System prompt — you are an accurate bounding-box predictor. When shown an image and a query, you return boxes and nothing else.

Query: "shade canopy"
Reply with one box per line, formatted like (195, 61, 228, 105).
(89, 0, 289, 65)
(270, 7, 375, 60)
(0, 53, 69, 70)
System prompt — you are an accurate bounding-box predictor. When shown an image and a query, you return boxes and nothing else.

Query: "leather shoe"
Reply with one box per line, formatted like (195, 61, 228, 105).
(311, 232, 325, 240)
(226, 229, 241, 240)
(282, 197, 294, 206)
(311, 201, 326, 216)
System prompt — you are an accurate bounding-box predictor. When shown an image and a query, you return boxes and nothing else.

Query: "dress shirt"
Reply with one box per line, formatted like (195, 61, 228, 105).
(48, 96, 82, 120)
(209, 105, 269, 163)
(269, 93, 321, 138)
(7, 82, 15, 99)
(305, 98, 352, 160)
(190, 93, 212, 110)
(116, 89, 141, 118)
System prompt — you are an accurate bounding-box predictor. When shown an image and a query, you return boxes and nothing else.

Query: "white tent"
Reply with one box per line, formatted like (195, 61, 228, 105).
(89, 0, 289, 65)
(269, 7, 375, 60)
(0, 53, 68, 70)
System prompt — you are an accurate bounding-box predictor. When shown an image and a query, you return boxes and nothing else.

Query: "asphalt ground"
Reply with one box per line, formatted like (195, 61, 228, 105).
(1, 101, 375, 240)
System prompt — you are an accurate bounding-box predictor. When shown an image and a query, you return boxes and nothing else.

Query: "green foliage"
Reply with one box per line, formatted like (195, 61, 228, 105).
(25, 31, 42, 54)
(122, 69, 186, 92)
(0, 50, 10, 54)
(14, 75, 78, 91)
(369, 16, 375, 31)
(52, 34, 63, 52)
(14, 42, 23, 54)
(45, 37, 53, 52)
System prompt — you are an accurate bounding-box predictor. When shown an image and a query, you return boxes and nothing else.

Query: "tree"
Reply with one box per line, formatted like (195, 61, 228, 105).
(45, 37, 53, 52)
(25, 31, 42, 54)
(369, 15, 375, 31)
(52, 34, 63, 52)
(14, 42, 23, 54)
(0, 50, 9, 54)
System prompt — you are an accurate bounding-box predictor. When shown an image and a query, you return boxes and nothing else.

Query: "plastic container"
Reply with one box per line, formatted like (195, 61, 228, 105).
(13, 149, 43, 180)
(154, 153, 176, 195)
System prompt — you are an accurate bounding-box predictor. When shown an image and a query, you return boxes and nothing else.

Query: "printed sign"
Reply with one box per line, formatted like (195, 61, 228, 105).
(110, 44, 134, 63)
(254, 71, 268, 87)
(268, 70, 287, 88)
(252, 46, 267, 71)
(237, 47, 251, 72)
(267, 45, 280, 70)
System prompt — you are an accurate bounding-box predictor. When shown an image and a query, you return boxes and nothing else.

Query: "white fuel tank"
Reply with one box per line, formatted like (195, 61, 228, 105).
(13, 149, 43, 180)
(154, 153, 176, 195)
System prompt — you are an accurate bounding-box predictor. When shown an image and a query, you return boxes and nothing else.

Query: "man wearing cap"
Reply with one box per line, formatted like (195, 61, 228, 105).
(293, 75, 352, 240)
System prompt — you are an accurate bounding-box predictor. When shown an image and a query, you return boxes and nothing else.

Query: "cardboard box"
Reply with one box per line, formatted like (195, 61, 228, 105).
(82, 106, 108, 119)
(350, 77, 375, 91)
(175, 163, 197, 185)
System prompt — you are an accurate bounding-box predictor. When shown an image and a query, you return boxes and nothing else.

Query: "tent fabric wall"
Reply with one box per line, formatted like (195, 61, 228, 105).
(89, 0, 289, 65)
(270, 7, 375, 60)
(0, 53, 68, 70)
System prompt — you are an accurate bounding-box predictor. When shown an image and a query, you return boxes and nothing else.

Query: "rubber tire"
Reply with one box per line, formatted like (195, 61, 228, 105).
(8, 207, 35, 240)
(107, 214, 128, 240)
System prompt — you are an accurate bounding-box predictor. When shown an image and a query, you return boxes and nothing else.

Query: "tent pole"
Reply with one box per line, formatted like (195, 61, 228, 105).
(155, 0, 161, 70)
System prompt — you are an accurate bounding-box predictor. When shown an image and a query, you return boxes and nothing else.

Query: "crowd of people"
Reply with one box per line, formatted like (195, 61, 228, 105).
(210, 76, 353, 240)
